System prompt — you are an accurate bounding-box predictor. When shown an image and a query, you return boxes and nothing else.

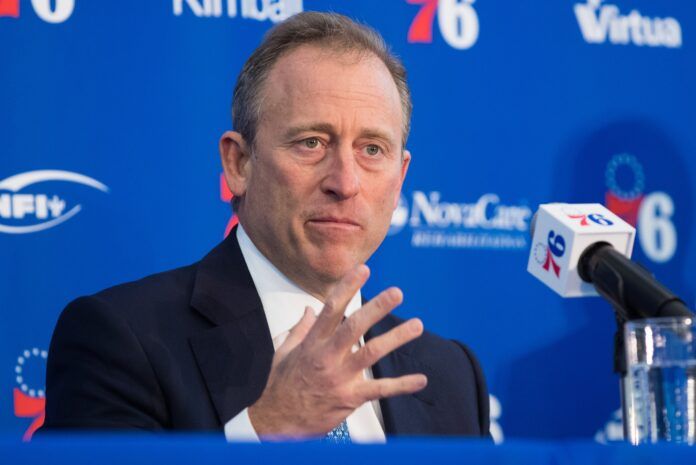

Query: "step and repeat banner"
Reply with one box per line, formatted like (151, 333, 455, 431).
(1, 0, 694, 442)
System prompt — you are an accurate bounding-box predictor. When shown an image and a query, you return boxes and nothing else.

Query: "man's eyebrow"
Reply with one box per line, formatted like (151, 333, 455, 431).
(283, 123, 336, 140)
(282, 124, 398, 148)
(359, 128, 397, 147)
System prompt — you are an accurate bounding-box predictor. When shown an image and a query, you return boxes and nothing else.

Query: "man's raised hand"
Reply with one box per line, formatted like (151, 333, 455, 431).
(247, 264, 427, 439)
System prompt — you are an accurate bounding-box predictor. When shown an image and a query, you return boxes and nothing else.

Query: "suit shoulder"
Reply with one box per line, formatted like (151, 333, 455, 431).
(378, 314, 478, 362)
(376, 314, 487, 398)
(63, 263, 198, 325)
(376, 314, 490, 436)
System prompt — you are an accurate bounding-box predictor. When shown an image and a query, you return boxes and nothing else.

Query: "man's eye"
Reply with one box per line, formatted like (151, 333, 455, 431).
(303, 138, 320, 149)
(365, 144, 381, 156)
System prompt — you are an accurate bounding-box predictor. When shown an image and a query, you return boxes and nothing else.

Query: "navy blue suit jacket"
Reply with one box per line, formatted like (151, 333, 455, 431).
(43, 230, 489, 436)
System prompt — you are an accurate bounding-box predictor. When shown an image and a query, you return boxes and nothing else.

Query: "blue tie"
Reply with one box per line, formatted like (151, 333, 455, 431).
(324, 419, 351, 443)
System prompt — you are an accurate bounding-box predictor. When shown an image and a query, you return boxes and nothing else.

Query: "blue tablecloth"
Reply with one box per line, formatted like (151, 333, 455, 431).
(1, 436, 695, 465)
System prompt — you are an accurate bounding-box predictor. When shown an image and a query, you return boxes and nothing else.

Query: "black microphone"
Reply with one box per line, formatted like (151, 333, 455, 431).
(577, 241, 692, 320)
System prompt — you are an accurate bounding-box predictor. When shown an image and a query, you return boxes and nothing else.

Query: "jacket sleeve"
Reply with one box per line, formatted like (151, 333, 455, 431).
(453, 340, 491, 438)
(42, 296, 168, 431)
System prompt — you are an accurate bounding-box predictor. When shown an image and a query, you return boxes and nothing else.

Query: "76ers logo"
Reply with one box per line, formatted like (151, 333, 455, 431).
(0, 0, 75, 23)
(407, 0, 479, 49)
(534, 230, 565, 277)
(14, 348, 47, 441)
(564, 208, 614, 227)
(605, 153, 676, 263)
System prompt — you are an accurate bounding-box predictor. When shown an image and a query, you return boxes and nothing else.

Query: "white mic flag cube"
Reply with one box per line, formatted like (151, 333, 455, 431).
(527, 203, 636, 298)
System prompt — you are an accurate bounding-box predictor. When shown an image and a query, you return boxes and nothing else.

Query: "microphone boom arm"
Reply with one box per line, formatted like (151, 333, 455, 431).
(578, 242, 693, 321)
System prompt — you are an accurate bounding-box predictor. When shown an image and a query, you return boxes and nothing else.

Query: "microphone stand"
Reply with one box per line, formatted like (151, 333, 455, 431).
(611, 312, 634, 442)
(578, 242, 694, 442)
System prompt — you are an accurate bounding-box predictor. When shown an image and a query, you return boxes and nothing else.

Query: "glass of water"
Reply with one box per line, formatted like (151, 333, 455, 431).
(624, 317, 696, 445)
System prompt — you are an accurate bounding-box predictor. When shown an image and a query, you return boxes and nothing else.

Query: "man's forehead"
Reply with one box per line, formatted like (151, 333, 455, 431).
(272, 45, 394, 91)
(259, 44, 403, 133)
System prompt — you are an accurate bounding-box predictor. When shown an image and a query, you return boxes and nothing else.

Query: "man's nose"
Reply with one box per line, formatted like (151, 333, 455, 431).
(320, 145, 360, 200)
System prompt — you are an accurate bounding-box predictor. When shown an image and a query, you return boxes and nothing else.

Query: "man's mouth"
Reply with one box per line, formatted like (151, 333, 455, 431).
(307, 217, 362, 230)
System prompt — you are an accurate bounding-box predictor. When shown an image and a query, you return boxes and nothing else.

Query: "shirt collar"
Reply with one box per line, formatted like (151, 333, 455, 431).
(236, 223, 362, 342)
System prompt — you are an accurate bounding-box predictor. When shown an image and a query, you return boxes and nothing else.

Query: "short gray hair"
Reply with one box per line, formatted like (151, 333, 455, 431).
(231, 11, 412, 149)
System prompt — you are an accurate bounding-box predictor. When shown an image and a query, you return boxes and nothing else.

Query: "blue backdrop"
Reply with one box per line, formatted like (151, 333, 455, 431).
(1, 0, 694, 442)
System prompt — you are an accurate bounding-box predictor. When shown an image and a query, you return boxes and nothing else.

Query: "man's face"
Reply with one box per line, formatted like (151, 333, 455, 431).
(231, 45, 409, 296)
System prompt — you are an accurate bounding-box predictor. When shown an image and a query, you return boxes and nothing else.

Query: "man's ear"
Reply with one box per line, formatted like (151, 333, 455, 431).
(394, 149, 411, 209)
(219, 131, 252, 199)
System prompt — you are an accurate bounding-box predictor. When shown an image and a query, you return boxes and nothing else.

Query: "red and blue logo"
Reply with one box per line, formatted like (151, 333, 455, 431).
(407, 0, 479, 50)
(605, 153, 644, 227)
(0, 0, 74, 23)
(566, 210, 614, 227)
(604, 153, 676, 263)
(13, 347, 47, 441)
(534, 230, 565, 278)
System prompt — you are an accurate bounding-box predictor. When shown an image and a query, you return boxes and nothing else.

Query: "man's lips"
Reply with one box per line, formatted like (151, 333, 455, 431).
(307, 217, 362, 229)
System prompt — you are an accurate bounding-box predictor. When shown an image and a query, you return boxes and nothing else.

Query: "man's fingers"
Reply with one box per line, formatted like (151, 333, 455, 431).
(331, 286, 403, 352)
(276, 307, 316, 357)
(307, 265, 369, 341)
(349, 318, 423, 370)
(355, 374, 428, 402)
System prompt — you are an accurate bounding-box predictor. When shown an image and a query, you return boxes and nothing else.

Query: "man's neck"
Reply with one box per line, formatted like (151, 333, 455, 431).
(236, 221, 335, 302)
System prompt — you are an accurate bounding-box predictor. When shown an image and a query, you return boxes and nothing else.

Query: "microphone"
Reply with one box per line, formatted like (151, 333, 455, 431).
(528, 203, 694, 444)
(527, 203, 692, 320)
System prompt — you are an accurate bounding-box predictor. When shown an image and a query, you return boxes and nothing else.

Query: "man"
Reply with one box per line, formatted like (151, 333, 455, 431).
(43, 12, 489, 441)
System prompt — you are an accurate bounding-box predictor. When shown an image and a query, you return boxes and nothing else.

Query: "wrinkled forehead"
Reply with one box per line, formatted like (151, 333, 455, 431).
(257, 44, 403, 134)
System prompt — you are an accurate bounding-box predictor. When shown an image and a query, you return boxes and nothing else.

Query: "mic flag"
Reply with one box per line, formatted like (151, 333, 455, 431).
(527, 203, 635, 298)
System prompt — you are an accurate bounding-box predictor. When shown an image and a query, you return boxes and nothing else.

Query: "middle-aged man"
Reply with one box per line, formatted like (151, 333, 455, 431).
(43, 12, 489, 442)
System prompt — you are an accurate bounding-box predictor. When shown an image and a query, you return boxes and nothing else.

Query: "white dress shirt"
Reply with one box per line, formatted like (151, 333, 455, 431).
(224, 224, 386, 443)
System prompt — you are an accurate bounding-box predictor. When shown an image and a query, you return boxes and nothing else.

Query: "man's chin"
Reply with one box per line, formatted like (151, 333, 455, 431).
(307, 257, 364, 285)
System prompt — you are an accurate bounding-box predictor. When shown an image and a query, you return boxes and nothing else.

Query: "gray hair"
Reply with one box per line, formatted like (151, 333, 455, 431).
(231, 11, 412, 150)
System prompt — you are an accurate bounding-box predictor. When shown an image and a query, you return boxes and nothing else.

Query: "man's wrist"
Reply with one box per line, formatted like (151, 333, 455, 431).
(247, 401, 275, 438)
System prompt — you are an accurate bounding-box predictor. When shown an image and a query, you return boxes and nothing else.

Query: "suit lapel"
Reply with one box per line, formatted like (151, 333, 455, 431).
(367, 319, 439, 436)
(188, 228, 275, 425)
